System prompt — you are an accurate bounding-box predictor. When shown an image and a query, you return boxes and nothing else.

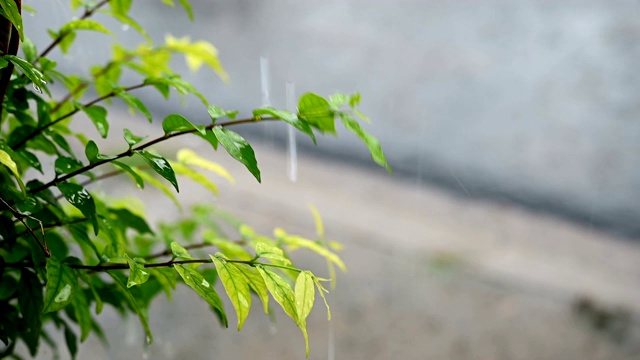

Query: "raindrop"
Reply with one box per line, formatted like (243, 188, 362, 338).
(54, 284, 72, 303)
(145, 336, 152, 345)
(286, 82, 297, 182)
(32, 83, 42, 94)
(122, 24, 130, 32)
(201, 279, 210, 288)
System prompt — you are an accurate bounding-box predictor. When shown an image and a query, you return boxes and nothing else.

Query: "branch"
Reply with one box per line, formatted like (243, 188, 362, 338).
(143, 240, 244, 260)
(29, 116, 276, 195)
(0, 197, 50, 258)
(35, 0, 111, 62)
(12, 82, 148, 150)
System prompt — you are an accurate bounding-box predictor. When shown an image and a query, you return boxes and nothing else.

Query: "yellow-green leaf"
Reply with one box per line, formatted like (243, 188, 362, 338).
(235, 265, 269, 314)
(256, 265, 297, 322)
(174, 265, 227, 327)
(170, 241, 192, 259)
(124, 254, 150, 288)
(307, 204, 324, 239)
(275, 228, 346, 272)
(0, 149, 26, 195)
(171, 162, 218, 195)
(211, 255, 251, 330)
(177, 148, 235, 184)
(136, 170, 181, 209)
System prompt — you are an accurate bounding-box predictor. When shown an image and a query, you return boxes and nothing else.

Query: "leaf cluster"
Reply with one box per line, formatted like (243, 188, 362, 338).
(0, 0, 390, 358)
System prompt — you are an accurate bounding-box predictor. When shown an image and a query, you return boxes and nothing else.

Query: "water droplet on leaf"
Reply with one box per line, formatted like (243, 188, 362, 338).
(54, 284, 72, 303)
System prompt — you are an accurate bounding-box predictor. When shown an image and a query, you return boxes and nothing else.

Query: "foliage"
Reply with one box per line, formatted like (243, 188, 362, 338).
(0, 0, 390, 358)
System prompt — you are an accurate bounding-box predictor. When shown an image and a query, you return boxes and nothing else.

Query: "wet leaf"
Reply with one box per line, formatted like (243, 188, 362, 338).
(136, 150, 179, 192)
(83, 105, 109, 138)
(207, 105, 237, 123)
(170, 241, 192, 259)
(162, 114, 205, 135)
(236, 265, 269, 314)
(112, 160, 144, 189)
(54, 156, 83, 175)
(123, 128, 146, 148)
(0, 149, 26, 195)
(4, 56, 49, 96)
(255, 242, 291, 265)
(125, 254, 150, 288)
(117, 92, 152, 122)
(256, 265, 297, 322)
(212, 127, 260, 182)
(0, 0, 24, 39)
(339, 113, 391, 173)
(57, 182, 99, 235)
(43, 256, 78, 313)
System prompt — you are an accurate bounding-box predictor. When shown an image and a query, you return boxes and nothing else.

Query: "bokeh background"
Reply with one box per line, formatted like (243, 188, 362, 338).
(19, 1, 640, 359)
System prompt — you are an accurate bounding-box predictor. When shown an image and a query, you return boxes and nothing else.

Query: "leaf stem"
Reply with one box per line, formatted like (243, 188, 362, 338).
(0, 197, 50, 257)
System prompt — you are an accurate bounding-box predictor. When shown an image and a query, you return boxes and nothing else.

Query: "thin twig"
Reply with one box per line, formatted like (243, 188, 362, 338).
(28, 116, 276, 195)
(143, 240, 244, 260)
(35, 0, 111, 62)
(0, 197, 49, 257)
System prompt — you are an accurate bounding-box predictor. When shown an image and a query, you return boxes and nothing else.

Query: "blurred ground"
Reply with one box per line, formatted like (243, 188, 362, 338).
(19, 110, 640, 360)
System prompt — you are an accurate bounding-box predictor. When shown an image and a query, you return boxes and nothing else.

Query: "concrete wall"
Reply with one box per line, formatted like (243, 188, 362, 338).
(25, 1, 640, 237)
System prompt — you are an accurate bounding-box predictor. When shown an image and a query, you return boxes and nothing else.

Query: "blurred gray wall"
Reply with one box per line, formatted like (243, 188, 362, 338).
(25, 0, 640, 237)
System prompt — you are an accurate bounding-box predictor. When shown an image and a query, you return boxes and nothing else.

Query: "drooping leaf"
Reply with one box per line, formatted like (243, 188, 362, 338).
(107, 272, 153, 344)
(4, 55, 49, 95)
(59, 19, 113, 37)
(177, 0, 194, 21)
(253, 107, 316, 144)
(0, 149, 26, 195)
(195, 128, 218, 150)
(109, 0, 133, 16)
(18, 270, 43, 355)
(72, 284, 92, 341)
(0, 0, 24, 39)
(82, 105, 109, 138)
(170, 241, 192, 259)
(165, 35, 228, 81)
(202, 231, 251, 260)
(211, 255, 251, 330)
(84, 140, 99, 163)
(339, 113, 391, 173)
(235, 265, 269, 314)
(63, 324, 78, 360)
(161, 114, 205, 135)
(174, 265, 228, 327)
(256, 265, 297, 322)
(43, 256, 78, 313)
(313, 277, 332, 320)
(275, 228, 346, 273)
(328, 93, 349, 109)
(125, 254, 150, 288)
(117, 92, 152, 123)
(148, 268, 176, 300)
(57, 183, 99, 235)
(177, 148, 235, 184)
(136, 150, 179, 192)
(112, 160, 144, 189)
(212, 127, 260, 182)
(295, 271, 315, 357)
(298, 93, 335, 134)
(308, 204, 325, 239)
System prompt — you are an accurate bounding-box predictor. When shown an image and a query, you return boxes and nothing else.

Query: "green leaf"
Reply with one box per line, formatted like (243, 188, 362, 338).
(4, 55, 48, 95)
(339, 113, 391, 173)
(256, 265, 297, 322)
(60, 19, 113, 37)
(196, 128, 218, 151)
(21, 37, 37, 63)
(170, 242, 192, 259)
(298, 93, 336, 134)
(207, 105, 238, 123)
(112, 160, 144, 189)
(57, 183, 99, 235)
(177, 0, 194, 21)
(255, 242, 291, 265)
(0, 149, 26, 195)
(253, 107, 316, 144)
(125, 254, 150, 288)
(148, 268, 176, 300)
(295, 271, 315, 357)
(18, 270, 43, 355)
(0, 0, 24, 39)
(83, 105, 109, 138)
(136, 170, 181, 209)
(109, 0, 133, 15)
(64, 325, 78, 360)
(161, 114, 205, 135)
(174, 265, 227, 327)
(117, 92, 152, 123)
(212, 127, 260, 182)
(72, 284, 92, 341)
(84, 140, 99, 163)
(211, 256, 251, 330)
(54, 156, 83, 175)
(171, 162, 218, 195)
(328, 93, 349, 109)
(43, 257, 78, 313)
(107, 272, 153, 344)
(123, 128, 146, 149)
(136, 150, 179, 192)
(235, 265, 269, 314)
(177, 148, 234, 184)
